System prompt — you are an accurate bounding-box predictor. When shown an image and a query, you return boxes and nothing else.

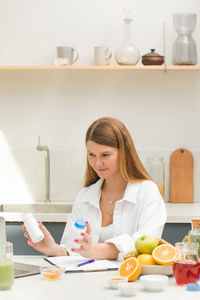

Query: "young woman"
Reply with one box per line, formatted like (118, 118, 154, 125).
(22, 117, 166, 260)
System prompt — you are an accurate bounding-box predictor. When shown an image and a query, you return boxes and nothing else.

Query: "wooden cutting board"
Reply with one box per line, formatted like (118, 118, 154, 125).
(170, 148, 194, 203)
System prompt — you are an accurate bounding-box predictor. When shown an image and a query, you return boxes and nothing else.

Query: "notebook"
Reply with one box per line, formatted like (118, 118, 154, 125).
(44, 255, 119, 273)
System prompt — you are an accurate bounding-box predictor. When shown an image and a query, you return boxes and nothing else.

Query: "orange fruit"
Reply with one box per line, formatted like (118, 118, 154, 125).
(118, 257, 141, 282)
(137, 254, 157, 265)
(152, 244, 176, 266)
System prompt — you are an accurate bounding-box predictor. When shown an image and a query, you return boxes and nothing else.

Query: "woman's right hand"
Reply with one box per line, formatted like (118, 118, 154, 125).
(21, 222, 67, 256)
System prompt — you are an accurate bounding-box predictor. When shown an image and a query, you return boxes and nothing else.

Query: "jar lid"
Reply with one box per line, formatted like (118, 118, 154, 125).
(75, 219, 86, 229)
(142, 49, 163, 58)
(192, 218, 200, 228)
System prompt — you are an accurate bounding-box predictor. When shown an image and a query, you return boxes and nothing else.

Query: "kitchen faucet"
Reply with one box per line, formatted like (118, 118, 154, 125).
(36, 136, 51, 203)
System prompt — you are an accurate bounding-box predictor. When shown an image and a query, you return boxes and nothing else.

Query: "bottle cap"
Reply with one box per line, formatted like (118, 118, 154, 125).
(186, 283, 200, 291)
(75, 220, 86, 229)
(22, 213, 34, 222)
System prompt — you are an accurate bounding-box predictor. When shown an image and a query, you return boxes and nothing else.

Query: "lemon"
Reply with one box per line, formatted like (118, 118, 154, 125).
(123, 250, 139, 261)
(137, 254, 156, 265)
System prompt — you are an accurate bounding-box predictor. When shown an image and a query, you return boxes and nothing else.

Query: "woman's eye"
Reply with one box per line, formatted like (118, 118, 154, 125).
(102, 153, 110, 157)
(88, 153, 95, 157)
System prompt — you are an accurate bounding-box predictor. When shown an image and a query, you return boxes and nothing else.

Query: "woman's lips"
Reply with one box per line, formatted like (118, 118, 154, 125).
(98, 168, 108, 172)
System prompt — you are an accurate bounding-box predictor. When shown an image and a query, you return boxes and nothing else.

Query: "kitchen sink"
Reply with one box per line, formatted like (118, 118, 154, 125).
(0, 203, 73, 213)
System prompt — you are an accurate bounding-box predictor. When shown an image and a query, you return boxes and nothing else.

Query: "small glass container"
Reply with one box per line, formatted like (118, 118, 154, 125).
(0, 242, 14, 291)
(173, 242, 200, 285)
(189, 219, 200, 257)
(146, 155, 165, 199)
(40, 266, 64, 280)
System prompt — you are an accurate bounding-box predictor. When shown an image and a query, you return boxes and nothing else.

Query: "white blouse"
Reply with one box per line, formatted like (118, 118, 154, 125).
(99, 223, 113, 243)
(61, 179, 167, 260)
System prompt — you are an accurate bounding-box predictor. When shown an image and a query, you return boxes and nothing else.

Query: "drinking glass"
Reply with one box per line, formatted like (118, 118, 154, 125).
(0, 242, 14, 290)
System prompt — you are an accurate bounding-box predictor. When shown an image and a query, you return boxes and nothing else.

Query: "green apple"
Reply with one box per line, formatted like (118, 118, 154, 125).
(135, 235, 158, 254)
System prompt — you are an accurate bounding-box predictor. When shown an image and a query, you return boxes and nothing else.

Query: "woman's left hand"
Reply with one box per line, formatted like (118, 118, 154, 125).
(72, 222, 93, 258)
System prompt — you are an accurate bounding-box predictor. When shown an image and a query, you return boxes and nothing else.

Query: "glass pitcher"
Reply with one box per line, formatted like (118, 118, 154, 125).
(146, 155, 165, 199)
(173, 242, 200, 285)
(172, 13, 197, 65)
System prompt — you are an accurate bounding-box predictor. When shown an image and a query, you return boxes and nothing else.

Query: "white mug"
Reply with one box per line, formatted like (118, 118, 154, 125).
(94, 46, 112, 65)
(54, 46, 79, 66)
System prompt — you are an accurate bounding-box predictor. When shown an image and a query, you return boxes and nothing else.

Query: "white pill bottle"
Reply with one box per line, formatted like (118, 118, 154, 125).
(22, 213, 44, 243)
(65, 219, 86, 252)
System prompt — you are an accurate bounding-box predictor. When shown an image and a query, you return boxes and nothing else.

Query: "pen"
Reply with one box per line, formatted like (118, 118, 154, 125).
(77, 259, 95, 267)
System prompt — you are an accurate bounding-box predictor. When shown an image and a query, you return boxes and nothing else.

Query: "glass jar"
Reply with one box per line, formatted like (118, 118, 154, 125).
(146, 155, 165, 199)
(172, 13, 197, 65)
(189, 219, 200, 258)
(173, 242, 200, 285)
(115, 17, 140, 65)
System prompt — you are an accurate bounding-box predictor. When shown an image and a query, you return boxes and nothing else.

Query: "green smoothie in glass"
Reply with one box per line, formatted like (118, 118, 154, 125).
(0, 260, 14, 290)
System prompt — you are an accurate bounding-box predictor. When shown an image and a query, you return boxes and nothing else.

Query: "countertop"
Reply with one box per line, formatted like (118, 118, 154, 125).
(0, 202, 199, 223)
(2, 256, 199, 300)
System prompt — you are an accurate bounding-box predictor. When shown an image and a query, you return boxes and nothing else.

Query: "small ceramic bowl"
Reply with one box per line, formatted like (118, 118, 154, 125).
(119, 282, 137, 296)
(140, 274, 169, 292)
(107, 277, 128, 289)
(40, 266, 64, 280)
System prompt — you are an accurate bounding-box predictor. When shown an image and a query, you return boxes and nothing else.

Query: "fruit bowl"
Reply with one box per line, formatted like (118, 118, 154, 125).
(141, 264, 173, 276)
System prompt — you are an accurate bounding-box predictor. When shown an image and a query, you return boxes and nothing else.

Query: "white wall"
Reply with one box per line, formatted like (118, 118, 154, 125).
(0, 0, 199, 203)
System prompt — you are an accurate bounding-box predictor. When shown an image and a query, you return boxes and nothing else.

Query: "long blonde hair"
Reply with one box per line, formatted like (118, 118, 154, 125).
(84, 117, 151, 187)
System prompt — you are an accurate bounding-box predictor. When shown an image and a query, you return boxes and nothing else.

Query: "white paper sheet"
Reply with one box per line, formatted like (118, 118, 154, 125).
(45, 255, 119, 272)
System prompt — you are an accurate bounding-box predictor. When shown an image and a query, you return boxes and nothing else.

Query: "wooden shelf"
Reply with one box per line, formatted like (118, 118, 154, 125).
(0, 65, 200, 71)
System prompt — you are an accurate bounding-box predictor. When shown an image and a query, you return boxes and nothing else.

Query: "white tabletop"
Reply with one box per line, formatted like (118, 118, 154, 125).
(1, 256, 199, 300)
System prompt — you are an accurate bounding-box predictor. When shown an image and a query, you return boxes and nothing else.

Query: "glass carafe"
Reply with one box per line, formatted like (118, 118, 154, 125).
(146, 155, 165, 199)
(172, 13, 197, 65)
(173, 242, 200, 285)
(189, 218, 200, 258)
(115, 18, 140, 65)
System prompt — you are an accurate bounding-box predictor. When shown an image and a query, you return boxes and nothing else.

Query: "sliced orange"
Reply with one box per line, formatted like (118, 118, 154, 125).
(118, 257, 141, 282)
(152, 244, 176, 266)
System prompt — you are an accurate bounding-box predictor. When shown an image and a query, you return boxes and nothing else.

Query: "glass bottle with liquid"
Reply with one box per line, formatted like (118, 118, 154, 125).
(173, 242, 200, 285)
(146, 155, 165, 199)
(189, 219, 200, 258)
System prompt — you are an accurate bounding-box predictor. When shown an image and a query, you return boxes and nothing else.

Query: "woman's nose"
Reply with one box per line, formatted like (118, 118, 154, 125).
(94, 157, 103, 167)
